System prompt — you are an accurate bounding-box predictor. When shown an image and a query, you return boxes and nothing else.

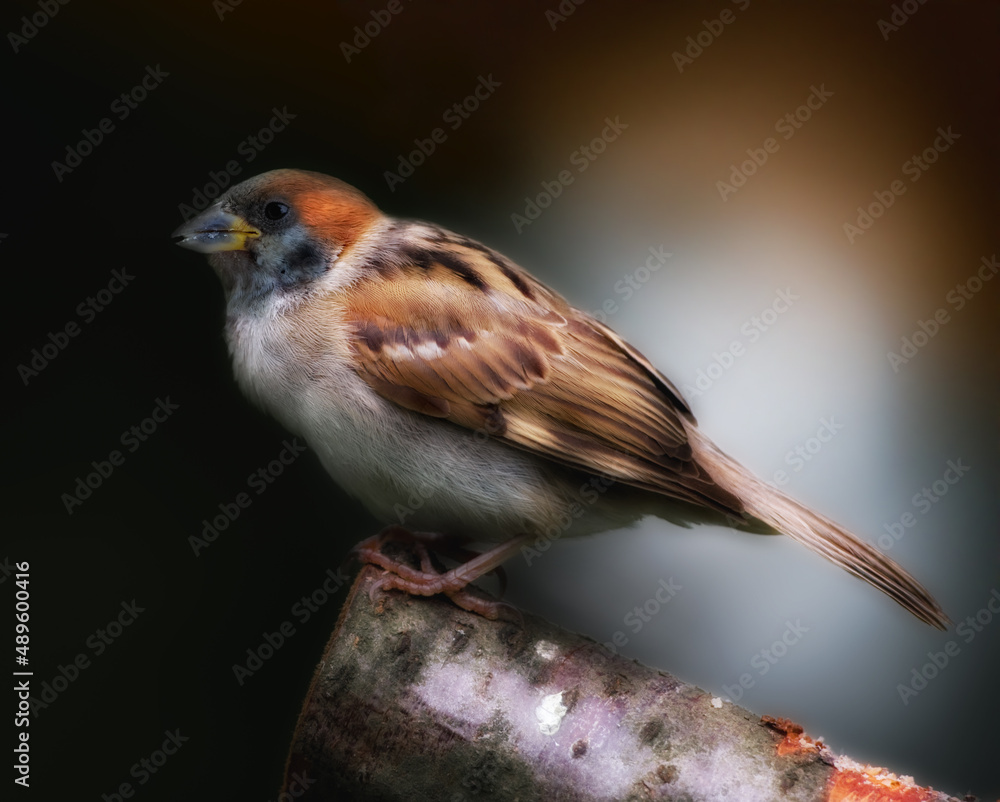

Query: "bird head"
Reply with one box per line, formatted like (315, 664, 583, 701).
(172, 169, 379, 303)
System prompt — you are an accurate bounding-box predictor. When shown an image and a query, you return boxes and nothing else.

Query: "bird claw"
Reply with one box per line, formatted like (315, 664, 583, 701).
(352, 528, 527, 620)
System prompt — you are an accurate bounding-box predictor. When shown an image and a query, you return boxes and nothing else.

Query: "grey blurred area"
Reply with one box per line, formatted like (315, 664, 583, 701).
(7, 0, 997, 798)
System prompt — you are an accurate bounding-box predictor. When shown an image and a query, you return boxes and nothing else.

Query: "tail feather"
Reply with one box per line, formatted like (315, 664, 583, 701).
(689, 429, 950, 629)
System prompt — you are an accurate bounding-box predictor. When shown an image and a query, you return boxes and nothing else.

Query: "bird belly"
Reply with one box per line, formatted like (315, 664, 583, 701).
(300, 389, 578, 542)
(226, 314, 633, 542)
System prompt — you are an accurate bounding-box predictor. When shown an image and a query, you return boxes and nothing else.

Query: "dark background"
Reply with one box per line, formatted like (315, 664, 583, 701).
(5, 1, 998, 799)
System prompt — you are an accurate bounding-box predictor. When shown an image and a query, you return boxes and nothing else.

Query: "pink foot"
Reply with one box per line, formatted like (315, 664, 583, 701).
(351, 528, 529, 620)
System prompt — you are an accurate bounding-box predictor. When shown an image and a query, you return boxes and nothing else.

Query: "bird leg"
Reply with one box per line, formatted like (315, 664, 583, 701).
(352, 527, 530, 620)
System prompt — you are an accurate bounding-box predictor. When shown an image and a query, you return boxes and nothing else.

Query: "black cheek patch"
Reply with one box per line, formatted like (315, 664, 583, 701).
(278, 242, 329, 287)
(289, 242, 326, 272)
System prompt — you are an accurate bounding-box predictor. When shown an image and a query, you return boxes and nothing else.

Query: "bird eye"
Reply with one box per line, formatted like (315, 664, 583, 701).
(264, 201, 290, 220)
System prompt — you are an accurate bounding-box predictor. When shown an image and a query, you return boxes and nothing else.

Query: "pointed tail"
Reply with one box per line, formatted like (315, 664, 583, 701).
(689, 428, 949, 629)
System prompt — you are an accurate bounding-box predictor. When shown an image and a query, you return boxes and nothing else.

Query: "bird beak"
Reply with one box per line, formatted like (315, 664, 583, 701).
(172, 205, 261, 253)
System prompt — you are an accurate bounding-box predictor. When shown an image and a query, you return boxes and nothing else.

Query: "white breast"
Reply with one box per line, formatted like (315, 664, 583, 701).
(223, 297, 596, 543)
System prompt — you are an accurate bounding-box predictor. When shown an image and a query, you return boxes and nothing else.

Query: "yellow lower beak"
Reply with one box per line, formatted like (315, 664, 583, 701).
(172, 206, 260, 253)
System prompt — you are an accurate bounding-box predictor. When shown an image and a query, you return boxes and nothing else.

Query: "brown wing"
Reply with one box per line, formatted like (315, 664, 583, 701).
(342, 226, 745, 516)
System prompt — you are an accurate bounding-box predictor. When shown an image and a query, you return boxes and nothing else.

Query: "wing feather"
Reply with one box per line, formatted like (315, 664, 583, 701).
(342, 226, 745, 516)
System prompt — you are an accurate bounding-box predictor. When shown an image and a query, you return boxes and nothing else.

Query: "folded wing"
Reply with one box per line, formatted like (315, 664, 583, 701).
(342, 227, 745, 517)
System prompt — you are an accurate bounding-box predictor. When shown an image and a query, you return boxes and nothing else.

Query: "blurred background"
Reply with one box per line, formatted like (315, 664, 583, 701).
(5, 0, 998, 798)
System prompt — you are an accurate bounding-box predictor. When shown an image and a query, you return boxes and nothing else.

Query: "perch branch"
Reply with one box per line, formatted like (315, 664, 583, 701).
(282, 560, 961, 801)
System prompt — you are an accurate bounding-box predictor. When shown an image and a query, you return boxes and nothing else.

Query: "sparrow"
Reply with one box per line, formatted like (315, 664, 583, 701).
(173, 168, 948, 627)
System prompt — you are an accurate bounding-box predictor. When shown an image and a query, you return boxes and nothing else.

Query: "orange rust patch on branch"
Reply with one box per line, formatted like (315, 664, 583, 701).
(761, 714, 824, 757)
(759, 716, 950, 800)
(827, 763, 942, 802)
(761, 715, 803, 735)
